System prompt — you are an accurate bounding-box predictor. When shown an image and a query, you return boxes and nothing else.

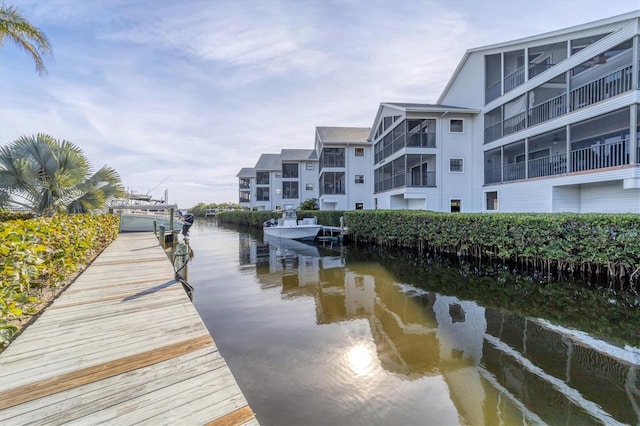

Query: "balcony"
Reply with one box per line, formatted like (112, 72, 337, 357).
(484, 65, 634, 143)
(484, 140, 633, 185)
(570, 65, 633, 111)
(570, 139, 629, 172)
(407, 171, 436, 187)
(528, 153, 567, 178)
(504, 66, 525, 93)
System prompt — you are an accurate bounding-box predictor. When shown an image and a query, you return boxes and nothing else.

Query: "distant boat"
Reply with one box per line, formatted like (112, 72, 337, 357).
(118, 212, 183, 233)
(263, 205, 322, 241)
(109, 192, 183, 233)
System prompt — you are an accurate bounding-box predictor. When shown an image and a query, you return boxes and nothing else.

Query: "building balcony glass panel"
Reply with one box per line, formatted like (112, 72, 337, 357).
(407, 171, 436, 187)
(484, 166, 502, 184)
(484, 122, 502, 144)
(407, 132, 436, 148)
(485, 81, 501, 104)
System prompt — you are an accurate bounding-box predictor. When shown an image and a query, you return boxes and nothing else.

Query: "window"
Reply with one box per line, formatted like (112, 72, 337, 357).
(256, 187, 269, 201)
(320, 172, 345, 195)
(282, 163, 298, 178)
(256, 171, 269, 185)
(275, 172, 281, 178)
(450, 119, 464, 133)
(321, 148, 345, 167)
(450, 158, 463, 172)
(282, 182, 299, 199)
(305, 183, 313, 191)
(305, 162, 314, 170)
(450, 199, 461, 213)
(355, 202, 364, 210)
(485, 191, 498, 211)
(355, 147, 364, 156)
(355, 174, 364, 184)
(239, 192, 250, 203)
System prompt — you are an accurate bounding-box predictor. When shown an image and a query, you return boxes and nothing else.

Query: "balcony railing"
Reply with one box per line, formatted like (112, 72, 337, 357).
(486, 81, 501, 103)
(504, 66, 525, 93)
(570, 140, 629, 172)
(528, 93, 566, 126)
(503, 112, 526, 136)
(570, 65, 633, 111)
(484, 141, 632, 184)
(528, 61, 554, 79)
(503, 162, 526, 181)
(484, 65, 633, 143)
(484, 122, 502, 144)
(407, 171, 436, 187)
(528, 153, 567, 178)
(407, 132, 436, 148)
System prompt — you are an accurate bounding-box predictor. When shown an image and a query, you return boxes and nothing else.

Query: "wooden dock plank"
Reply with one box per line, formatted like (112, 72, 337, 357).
(0, 233, 257, 425)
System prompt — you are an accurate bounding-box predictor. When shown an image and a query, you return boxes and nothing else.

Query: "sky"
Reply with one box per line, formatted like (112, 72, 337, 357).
(1, 0, 639, 208)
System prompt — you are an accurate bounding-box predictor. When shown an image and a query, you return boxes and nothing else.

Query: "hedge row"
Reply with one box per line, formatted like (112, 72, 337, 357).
(217, 210, 345, 228)
(0, 214, 120, 349)
(343, 211, 640, 289)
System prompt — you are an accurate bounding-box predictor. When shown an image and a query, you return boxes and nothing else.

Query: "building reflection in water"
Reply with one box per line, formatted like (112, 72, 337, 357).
(238, 232, 640, 425)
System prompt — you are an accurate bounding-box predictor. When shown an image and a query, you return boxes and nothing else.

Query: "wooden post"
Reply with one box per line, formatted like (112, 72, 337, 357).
(174, 242, 189, 281)
(169, 208, 175, 233)
(158, 224, 166, 247)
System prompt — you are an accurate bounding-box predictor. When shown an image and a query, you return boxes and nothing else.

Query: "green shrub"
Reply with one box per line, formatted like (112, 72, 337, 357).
(0, 214, 120, 349)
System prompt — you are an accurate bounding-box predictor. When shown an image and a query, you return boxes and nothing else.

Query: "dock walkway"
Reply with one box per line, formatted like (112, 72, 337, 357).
(0, 233, 257, 425)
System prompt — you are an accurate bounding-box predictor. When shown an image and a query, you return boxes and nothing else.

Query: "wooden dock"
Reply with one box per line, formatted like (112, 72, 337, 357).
(0, 233, 258, 425)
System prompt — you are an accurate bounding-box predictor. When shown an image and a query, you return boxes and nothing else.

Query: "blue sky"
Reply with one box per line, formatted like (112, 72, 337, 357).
(1, 0, 639, 208)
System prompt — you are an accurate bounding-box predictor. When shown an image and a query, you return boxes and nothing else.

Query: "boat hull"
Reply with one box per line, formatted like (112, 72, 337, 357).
(263, 224, 322, 241)
(119, 213, 183, 233)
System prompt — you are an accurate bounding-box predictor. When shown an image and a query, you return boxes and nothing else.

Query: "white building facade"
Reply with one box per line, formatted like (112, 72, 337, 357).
(437, 11, 640, 213)
(238, 11, 640, 213)
(315, 127, 373, 211)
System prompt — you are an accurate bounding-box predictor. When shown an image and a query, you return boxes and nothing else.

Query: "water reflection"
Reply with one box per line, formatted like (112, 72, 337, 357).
(235, 231, 640, 425)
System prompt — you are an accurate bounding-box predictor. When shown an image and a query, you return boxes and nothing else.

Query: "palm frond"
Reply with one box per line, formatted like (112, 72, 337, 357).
(0, 5, 52, 75)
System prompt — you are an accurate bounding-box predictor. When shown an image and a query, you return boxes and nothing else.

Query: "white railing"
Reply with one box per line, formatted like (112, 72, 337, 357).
(528, 153, 567, 178)
(570, 65, 633, 111)
(528, 94, 567, 126)
(571, 140, 629, 172)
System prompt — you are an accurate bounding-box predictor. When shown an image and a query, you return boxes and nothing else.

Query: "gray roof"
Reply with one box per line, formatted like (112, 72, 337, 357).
(381, 102, 478, 112)
(316, 126, 371, 144)
(280, 149, 316, 161)
(254, 153, 281, 170)
(236, 167, 255, 178)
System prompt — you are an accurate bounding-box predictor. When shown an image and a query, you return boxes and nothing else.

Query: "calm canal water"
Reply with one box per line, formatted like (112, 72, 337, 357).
(186, 220, 639, 426)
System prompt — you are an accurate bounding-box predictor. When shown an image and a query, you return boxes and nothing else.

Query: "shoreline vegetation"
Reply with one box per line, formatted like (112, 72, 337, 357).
(218, 210, 640, 291)
(0, 212, 120, 351)
(217, 210, 640, 347)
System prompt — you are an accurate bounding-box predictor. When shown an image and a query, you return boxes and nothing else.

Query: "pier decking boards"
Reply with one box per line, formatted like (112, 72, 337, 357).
(0, 233, 258, 426)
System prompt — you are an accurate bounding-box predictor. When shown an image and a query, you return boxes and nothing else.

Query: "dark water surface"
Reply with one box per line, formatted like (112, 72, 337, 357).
(186, 221, 639, 426)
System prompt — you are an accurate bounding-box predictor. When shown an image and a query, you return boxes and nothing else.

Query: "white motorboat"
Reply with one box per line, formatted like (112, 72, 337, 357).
(118, 211, 183, 233)
(109, 193, 183, 233)
(263, 206, 322, 241)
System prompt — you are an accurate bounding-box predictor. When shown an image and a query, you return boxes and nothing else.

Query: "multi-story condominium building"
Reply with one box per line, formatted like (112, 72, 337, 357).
(435, 10, 640, 213)
(239, 11, 639, 213)
(370, 103, 478, 211)
(238, 150, 319, 211)
(314, 126, 373, 210)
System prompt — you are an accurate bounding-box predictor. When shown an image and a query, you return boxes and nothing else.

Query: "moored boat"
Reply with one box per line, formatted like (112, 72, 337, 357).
(263, 206, 322, 241)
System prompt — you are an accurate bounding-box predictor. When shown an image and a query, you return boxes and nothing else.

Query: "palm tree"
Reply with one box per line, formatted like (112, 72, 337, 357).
(0, 134, 123, 215)
(0, 4, 52, 75)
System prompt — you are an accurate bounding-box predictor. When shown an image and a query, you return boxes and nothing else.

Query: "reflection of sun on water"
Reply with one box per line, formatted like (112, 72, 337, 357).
(347, 345, 374, 376)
